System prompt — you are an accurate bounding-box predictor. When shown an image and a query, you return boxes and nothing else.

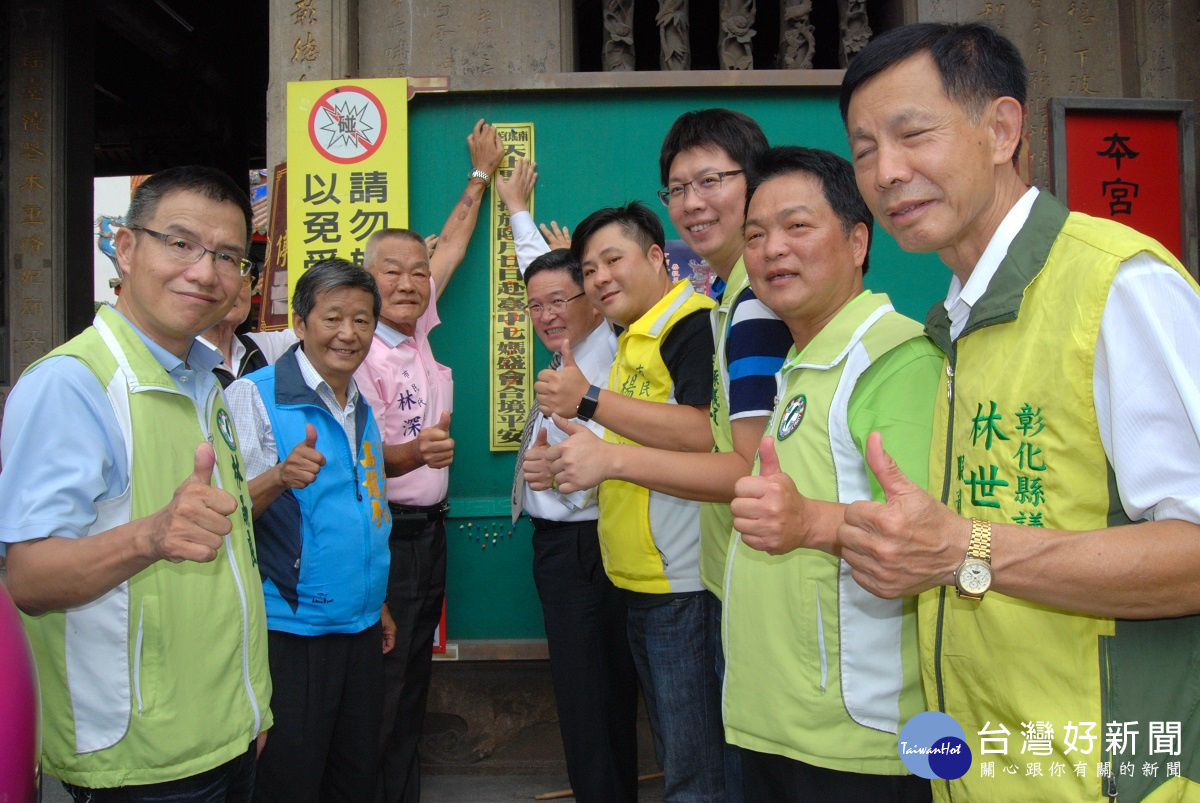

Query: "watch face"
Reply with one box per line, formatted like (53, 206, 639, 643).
(958, 560, 993, 595)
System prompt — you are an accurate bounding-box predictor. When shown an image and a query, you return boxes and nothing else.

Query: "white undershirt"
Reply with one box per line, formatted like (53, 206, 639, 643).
(947, 187, 1200, 525)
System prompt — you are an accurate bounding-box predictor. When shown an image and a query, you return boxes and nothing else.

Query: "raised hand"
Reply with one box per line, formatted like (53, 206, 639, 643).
(149, 443, 239, 564)
(539, 221, 572, 250)
(522, 427, 554, 491)
(838, 432, 967, 598)
(279, 424, 325, 490)
(546, 413, 609, 493)
(535, 339, 590, 419)
(418, 411, 455, 469)
(468, 118, 504, 177)
(731, 436, 817, 556)
(497, 158, 538, 214)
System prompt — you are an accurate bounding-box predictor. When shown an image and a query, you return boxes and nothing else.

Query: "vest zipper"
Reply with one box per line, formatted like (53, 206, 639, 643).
(936, 359, 955, 801)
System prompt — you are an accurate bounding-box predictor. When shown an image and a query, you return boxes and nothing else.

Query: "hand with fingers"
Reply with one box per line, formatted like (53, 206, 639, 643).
(417, 411, 455, 469)
(731, 436, 816, 556)
(148, 443, 240, 564)
(838, 432, 968, 598)
(539, 221, 572, 251)
(522, 428, 555, 491)
(468, 118, 504, 178)
(497, 158, 538, 213)
(534, 340, 590, 419)
(279, 424, 325, 490)
(545, 413, 610, 493)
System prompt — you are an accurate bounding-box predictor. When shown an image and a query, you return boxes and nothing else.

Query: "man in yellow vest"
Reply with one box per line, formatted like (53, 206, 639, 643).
(839, 22, 1200, 801)
(530, 202, 723, 800)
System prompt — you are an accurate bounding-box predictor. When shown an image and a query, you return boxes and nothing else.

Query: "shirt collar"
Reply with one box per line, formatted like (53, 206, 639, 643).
(110, 306, 223, 374)
(374, 320, 412, 348)
(294, 344, 360, 406)
(567, 319, 616, 366)
(945, 186, 1039, 338)
(196, 332, 246, 373)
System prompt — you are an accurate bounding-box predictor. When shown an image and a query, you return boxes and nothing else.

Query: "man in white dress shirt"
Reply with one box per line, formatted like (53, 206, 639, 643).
(511, 249, 639, 802)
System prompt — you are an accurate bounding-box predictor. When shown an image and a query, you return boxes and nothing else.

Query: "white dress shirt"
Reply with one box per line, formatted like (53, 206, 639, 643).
(948, 186, 1200, 525)
(521, 320, 618, 522)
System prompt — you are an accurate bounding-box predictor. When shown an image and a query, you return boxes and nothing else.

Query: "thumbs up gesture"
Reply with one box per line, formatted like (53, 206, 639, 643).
(838, 432, 966, 598)
(545, 413, 609, 494)
(731, 436, 823, 556)
(522, 427, 554, 491)
(534, 340, 591, 419)
(418, 411, 455, 469)
(279, 424, 325, 490)
(149, 443, 240, 564)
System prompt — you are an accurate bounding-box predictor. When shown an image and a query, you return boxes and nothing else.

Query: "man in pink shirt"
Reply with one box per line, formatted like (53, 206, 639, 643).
(356, 120, 503, 803)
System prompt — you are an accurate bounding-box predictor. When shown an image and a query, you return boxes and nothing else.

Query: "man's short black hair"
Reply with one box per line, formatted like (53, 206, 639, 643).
(570, 202, 665, 265)
(659, 108, 769, 186)
(125, 165, 254, 245)
(523, 248, 583, 291)
(745, 146, 875, 275)
(292, 258, 382, 322)
(839, 22, 1028, 163)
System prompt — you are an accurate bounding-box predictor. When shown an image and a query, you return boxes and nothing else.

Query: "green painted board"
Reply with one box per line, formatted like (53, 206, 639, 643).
(404, 86, 949, 641)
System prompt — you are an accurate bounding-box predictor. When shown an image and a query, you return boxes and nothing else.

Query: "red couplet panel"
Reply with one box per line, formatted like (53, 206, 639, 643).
(1064, 112, 1183, 261)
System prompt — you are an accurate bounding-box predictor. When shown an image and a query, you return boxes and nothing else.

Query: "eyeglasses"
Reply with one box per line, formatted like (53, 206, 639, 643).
(524, 291, 585, 317)
(127, 225, 253, 277)
(657, 170, 745, 206)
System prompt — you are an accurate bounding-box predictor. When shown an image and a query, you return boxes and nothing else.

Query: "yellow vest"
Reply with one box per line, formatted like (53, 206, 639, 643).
(924, 193, 1200, 802)
(598, 280, 715, 593)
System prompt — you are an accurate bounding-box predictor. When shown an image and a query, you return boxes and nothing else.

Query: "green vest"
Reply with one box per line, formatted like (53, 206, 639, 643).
(598, 280, 715, 594)
(21, 305, 272, 788)
(723, 291, 935, 773)
(924, 193, 1200, 802)
(700, 257, 748, 599)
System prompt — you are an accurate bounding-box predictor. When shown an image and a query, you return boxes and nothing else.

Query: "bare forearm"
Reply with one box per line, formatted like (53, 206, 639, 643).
(248, 466, 288, 516)
(429, 179, 488, 295)
(383, 440, 424, 477)
(608, 446, 748, 503)
(5, 525, 159, 615)
(991, 518, 1200, 618)
(593, 393, 713, 452)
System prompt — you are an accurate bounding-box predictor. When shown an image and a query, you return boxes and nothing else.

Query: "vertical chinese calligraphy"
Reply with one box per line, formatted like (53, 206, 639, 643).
(489, 124, 536, 451)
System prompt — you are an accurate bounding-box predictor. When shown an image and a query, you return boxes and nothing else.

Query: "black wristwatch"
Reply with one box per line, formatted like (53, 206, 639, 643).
(576, 385, 601, 422)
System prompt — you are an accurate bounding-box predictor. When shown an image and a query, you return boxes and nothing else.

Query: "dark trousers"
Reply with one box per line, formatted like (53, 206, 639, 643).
(741, 749, 934, 803)
(376, 508, 447, 803)
(253, 624, 383, 803)
(531, 518, 640, 803)
(61, 742, 256, 803)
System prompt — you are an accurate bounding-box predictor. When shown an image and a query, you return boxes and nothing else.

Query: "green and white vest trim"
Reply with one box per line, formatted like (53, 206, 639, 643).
(21, 305, 271, 788)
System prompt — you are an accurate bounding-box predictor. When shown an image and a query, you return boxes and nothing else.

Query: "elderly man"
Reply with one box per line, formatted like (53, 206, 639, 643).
(0, 166, 270, 800)
(357, 119, 504, 803)
(838, 22, 1200, 801)
(226, 259, 392, 803)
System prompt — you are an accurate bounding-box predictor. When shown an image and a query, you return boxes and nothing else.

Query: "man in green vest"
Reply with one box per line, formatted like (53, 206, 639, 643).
(0, 166, 271, 800)
(726, 145, 942, 800)
(839, 22, 1200, 801)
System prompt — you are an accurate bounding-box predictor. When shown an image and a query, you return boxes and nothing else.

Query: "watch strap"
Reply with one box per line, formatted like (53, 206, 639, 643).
(468, 168, 492, 186)
(967, 518, 993, 563)
(576, 385, 601, 422)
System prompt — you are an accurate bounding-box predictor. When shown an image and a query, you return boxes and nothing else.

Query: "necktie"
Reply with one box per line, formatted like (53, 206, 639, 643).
(511, 352, 562, 523)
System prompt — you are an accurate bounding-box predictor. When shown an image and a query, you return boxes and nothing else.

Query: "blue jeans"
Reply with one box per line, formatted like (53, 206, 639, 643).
(61, 741, 255, 802)
(627, 591, 725, 802)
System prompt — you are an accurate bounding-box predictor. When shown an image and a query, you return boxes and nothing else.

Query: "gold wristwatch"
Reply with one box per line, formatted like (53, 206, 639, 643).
(954, 518, 993, 600)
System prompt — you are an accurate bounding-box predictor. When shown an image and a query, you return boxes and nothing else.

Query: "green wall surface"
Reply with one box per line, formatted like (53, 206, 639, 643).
(404, 87, 950, 641)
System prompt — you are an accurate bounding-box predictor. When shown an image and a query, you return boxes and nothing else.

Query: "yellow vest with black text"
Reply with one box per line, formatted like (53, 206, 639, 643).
(924, 192, 1200, 802)
(598, 280, 715, 594)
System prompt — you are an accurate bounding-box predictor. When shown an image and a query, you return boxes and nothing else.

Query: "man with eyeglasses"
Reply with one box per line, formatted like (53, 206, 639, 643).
(0, 166, 271, 801)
